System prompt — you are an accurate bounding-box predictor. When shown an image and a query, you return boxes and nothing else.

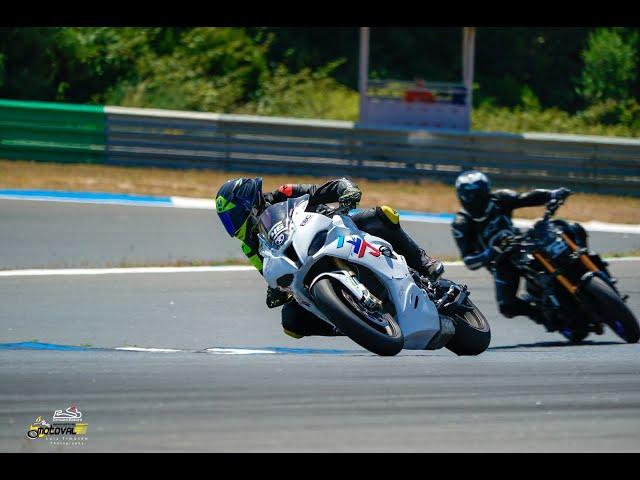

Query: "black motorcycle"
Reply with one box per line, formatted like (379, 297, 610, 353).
(492, 196, 639, 343)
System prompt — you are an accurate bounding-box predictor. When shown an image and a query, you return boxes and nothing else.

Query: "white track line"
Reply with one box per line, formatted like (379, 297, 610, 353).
(1, 258, 639, 277)
(0, 265, 255, 277)
(205, 348, 277, 355)
(169, 197, 640, 234)
(115, 346, 184, 353)
(512, 218, 640, 235)
(170, 196, 216, 209)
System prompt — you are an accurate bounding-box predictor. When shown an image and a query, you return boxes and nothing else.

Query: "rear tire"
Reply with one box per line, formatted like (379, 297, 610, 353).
(445, 299, 491, 356)
(312, 278, 404, 356)
(561, 328, 589, 344)
(582, 276, 639, 343)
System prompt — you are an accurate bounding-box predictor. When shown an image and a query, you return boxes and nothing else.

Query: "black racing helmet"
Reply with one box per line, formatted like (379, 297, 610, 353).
(215, 178, 264, 241)
(455, 170, 492, 219)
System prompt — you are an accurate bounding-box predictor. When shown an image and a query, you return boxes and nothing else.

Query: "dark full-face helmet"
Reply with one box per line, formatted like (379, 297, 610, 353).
(215, 178, 264, 241)
(455, 170, 492, 220)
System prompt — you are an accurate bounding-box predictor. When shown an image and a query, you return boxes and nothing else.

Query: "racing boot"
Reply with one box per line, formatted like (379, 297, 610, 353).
(415, 248, 445, 282)
(500, 294, 550, 328)
(518, 293, 567, 334)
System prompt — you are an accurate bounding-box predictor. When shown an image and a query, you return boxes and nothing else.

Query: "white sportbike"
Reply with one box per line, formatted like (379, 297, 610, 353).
(258, 195, 491, 356)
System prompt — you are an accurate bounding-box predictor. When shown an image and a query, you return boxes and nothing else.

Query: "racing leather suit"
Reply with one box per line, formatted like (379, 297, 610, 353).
(451, 189, 586, 322)
(241, 178, 443, 337)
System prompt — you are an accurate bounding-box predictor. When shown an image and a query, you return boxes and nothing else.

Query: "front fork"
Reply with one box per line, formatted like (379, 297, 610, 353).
(533, 234, 625, 301)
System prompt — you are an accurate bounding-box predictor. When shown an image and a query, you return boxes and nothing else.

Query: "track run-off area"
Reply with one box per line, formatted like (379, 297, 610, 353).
(1, 194, 640, 452)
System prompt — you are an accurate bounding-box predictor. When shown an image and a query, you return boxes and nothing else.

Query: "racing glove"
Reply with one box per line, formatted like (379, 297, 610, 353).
(463, 246, 503, 270)
(266, 286, 293, 309)
(338, 186, 362, 210)
(551, 187, 572, 201)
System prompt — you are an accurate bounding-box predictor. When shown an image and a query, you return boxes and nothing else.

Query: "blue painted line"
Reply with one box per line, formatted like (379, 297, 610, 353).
(350, 207, 455, 223)
(0, 341, 352, 355)
(259, 346, 351, 355)
(0, 341, 93, 351)
(0, 190, 172, 207)
(398, 210, 455, 220)
(0, 190, 456, 223)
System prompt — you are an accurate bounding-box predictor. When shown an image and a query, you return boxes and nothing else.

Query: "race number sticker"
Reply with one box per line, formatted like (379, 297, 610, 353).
(268, 221, 286, 241)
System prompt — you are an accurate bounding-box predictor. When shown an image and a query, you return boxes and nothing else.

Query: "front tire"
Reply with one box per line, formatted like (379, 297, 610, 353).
(312, 278, 404, 356)
(445, 299, 491, 356)
(582, 276, 639, 343)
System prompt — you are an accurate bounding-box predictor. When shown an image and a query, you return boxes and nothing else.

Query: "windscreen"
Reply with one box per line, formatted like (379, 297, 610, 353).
(258, 202, 290, 248)
(257, 195, 309, 249)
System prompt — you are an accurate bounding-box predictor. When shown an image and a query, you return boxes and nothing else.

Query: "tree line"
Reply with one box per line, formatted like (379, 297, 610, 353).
(0, 27, 638, 131)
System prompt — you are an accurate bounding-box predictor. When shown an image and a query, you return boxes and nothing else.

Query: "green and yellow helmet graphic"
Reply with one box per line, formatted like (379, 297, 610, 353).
(215, 178, 263, 240)
(215, 195, 236, 213)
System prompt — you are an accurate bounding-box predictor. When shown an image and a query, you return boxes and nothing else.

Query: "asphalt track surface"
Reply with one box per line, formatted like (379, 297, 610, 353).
(2, 261, 640, 452)
(1, 199, 640, 269)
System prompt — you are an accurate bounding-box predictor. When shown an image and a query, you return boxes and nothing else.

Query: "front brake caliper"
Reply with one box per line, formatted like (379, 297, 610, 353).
(347, 274, 383, 311)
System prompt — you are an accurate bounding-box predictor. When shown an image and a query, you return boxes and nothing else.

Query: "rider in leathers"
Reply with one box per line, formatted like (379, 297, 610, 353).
(451, 170, 580, 329)
(215, 177, 444, 338)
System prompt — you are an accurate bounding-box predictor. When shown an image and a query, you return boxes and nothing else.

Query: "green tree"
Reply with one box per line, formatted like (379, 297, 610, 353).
(240, 61, 358, 120)
(105, 27, 271, 112)
(577, 28, 638, 104)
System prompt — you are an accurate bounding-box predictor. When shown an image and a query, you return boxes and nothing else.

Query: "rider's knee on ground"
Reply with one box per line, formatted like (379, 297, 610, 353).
(281, 302, 305, 338)
(498, 300, 520, 318)
(281, 301, 337, 338)
(498, 296, 540, 320)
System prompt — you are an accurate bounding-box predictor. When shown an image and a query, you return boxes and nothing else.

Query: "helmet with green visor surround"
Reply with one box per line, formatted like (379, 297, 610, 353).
(215, 178, 264, 242)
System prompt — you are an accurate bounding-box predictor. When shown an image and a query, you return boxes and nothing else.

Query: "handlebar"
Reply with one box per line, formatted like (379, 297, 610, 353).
(544, 198, 563, 220)
(318, 202, 357, 217)
(488, 191, 572, 270)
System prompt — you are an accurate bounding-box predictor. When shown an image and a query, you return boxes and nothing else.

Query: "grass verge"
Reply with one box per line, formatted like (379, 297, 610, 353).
(1, 159, 639, 224)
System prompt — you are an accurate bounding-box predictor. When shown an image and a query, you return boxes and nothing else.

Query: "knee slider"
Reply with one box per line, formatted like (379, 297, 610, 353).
(377, 205, 400, 228)
(498, 301, 518, 318)
(283, 327, 303, 339)
(281, 307, 304, 339)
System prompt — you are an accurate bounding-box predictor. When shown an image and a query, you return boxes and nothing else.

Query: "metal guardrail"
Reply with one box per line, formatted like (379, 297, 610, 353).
(1, 100, 639, 196)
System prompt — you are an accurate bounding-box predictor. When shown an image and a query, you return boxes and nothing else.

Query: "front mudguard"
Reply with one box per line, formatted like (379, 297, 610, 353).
(580, 270, 626, 302)
(309, 270, 367, 306)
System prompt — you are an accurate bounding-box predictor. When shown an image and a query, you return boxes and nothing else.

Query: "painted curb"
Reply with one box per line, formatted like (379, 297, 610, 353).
(1, 189, 639, 234)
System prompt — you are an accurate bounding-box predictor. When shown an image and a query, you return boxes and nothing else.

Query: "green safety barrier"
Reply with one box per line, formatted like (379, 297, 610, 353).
(0, 99, 106, 164)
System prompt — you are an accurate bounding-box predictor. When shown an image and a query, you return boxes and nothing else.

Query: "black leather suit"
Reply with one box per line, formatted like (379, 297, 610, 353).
(451, 189, 586, 320)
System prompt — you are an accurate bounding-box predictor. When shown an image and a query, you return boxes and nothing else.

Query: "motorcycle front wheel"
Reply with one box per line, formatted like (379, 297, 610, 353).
(582, 276, 640, 344)
(312, 278, 404, 356)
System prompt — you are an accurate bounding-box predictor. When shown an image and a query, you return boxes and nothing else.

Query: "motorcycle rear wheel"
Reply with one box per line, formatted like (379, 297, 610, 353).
(312, 278, 404, 356)
(445, 299, 491, 356)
